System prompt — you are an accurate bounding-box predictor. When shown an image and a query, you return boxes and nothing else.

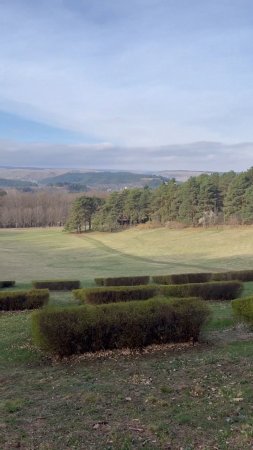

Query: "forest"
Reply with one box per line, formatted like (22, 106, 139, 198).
(1, 167, 253, 229)
(66, 167, 253, 231)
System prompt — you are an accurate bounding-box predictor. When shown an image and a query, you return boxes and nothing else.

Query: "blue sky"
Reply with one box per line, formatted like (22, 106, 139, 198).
(1, 0, 253, 170)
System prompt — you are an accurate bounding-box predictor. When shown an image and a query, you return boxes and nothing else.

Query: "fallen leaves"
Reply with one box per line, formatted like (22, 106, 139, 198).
(55, 341, 197, 365)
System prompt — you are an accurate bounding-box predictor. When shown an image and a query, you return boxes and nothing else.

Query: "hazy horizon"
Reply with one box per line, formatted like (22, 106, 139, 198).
(0, 140, 253, 172)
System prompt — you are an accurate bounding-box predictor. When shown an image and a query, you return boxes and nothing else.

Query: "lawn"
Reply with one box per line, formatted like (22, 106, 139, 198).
(2, 226, 253, 283)
(1, 227, 253, 449)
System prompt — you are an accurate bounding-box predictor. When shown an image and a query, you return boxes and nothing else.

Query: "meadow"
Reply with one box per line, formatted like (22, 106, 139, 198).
(2, 226, 253, 283)
(1, 226, 253, 449)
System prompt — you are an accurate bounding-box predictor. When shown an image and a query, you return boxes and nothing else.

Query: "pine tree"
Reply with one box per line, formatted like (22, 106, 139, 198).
(198, 175, 222, 225)
(241, 185, 253, 224)
(65, 196, 103, 232)
(224, 168, 253, 223)
(178, 177, 200, 225)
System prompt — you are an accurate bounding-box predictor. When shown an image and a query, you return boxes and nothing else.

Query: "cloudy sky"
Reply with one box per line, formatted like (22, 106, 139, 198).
(1, 0, 253, 170)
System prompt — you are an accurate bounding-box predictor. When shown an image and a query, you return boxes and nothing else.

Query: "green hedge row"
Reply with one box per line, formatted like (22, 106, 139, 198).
(159, 281, 242, 301)
(94, 276, 150, 286)
(74, 280, 242, 305)
(152, 273, 211, 285)
(232, 297, 253, 326)
(74, 285, 157, 304)
(212, 270, 253, 282)
(0, 289, 49, 311)
(0, 281, 15, 288)
(152, 269, 253, 285)
(32, 297, 210, 356)
(32, 280, 80, 291)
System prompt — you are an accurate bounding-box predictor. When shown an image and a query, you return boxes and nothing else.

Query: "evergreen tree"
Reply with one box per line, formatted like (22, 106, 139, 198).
(65, 196, 103, 232)
(241, 185, 253, 224)
(198, 175, 222, 225)
(224, 168, 253, 223)
(178, 177, 200, 225)
(151, 180, 178, 224)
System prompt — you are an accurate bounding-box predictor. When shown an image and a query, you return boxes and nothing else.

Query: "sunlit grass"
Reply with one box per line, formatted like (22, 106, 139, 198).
(2, 226, 253, 283)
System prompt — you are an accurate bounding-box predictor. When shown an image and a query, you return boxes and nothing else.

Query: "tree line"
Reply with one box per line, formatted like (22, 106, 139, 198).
(66, 167, 253, 232)
(0, 191, 75, 228)
(1, 167, 253, 230)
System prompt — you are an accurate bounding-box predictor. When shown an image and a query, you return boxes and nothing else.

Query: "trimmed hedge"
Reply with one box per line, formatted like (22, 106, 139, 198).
(94, 276, 150, 286)
(74, 280, 242, 305)
(32, 297, 210, 356)
(0, 281, 15, 288)
(74, 285, 157, 304)
(152, 273, 212, 285)
(153, 269, 253, 285)
(160, 281, 242, 301)
(0, 289, 49, 311)
(212, 270, 253, 282)
(232, 297, 253, 326)
(32, 280, 80, 291)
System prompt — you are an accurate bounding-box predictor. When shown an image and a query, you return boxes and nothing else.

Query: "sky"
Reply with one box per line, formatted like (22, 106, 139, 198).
(1, 0, 253, 171)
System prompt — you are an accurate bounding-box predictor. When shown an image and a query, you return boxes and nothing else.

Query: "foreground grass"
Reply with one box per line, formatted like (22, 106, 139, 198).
(2, 226, 253, 283)
(1, 227, 253, 448)
(1, 292, 253, 449)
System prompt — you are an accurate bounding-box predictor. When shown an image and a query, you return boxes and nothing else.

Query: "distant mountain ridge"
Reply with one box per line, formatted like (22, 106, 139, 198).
(41, 171, 166, 189)
(0, 167, 216, 190)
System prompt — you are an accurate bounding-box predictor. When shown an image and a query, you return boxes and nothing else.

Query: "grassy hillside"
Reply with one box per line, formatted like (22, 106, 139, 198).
(1, 226, 253, 283)
(1, 226, 253, 449)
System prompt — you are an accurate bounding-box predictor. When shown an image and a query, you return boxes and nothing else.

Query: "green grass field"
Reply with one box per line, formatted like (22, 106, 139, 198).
(1, 227, 253, 449)
(2, 226, 253, 284)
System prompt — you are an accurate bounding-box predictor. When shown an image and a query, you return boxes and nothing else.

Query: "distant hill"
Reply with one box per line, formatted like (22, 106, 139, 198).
(41, 171, 166, 190)
(0, 167, 215, 190)
(0, 178, 37, 189)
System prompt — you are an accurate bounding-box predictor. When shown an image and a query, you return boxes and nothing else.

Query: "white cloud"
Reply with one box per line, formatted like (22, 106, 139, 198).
(0, 0, 253, 174)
